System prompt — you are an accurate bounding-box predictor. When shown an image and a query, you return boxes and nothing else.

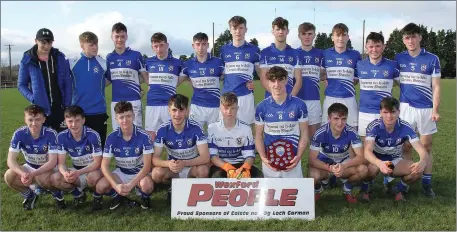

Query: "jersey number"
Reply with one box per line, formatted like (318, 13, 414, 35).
(159, 67, 164, 72)
(332, 147, 338, 152)
(278, 114, 283, 120)
(336, 60, 342, 65)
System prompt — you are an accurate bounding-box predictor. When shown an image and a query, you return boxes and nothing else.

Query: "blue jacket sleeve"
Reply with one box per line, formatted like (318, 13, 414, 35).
(17, 56, 34, 103)
(61, 55, 72, 107)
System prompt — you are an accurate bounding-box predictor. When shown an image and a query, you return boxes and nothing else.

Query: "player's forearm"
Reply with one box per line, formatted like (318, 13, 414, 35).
(353, 78, 359, 86)
(291, 70, 302, 96)
(182, 155, 210, 167)
(152, 156, 170, 168)
(7, 153, 26, 176)
(58, 163, 69, 175)
(344, 148, 365, 168)
(211, 156, 226, 168)
(291, 85, 301, 96)
(309, 157, 330, 171)
(33, 155, 57, 176)
(411, 141, 429, 163)
(244, 157, 255, 166)
(105, 79, 111, 87)
(255, 137, 266, 159)
(101, 158, 117, 188)
(129, 162, 151, 186)
(432, 85, 441, 113)
(77, 157, 102, 175)
(364, 147, 381, 166)
(320, 68, 327, 81)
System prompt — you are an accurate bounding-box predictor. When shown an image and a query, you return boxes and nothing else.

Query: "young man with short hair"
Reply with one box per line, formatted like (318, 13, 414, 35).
(208, 92, 263, 178)
(255, 66, 309, 178)
(179, 33, 225, 128)
(4, 105, 65, 210)
(260, 17, 302, 99)
(151, 94, 210, 204)
(357, 32, 399, 139)
(106, 22, 148, 130)
(321, 23, 362, 129)
(18, 28, 72, 132)
(363, 97, 429, 202)
(296, 22, 324, 138)
(69, 31, 109, 146)
(50, 106, 103, 209)
(394, 23, 441, 198)
(308, 103, 367, 203)
(95, 101, 154, 210)
(220, 16, 261, 124)
(144, 32, 183, 140)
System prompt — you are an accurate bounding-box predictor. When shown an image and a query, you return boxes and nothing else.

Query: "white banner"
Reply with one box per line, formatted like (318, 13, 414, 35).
(171, 178, 315, 220)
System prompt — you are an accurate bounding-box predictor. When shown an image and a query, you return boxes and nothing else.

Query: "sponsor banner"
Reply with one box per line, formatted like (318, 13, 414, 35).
(171, 178, 314, 220)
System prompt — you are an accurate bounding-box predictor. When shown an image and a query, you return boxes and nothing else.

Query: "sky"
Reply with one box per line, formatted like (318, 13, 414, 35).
(1, 1, 456, 65)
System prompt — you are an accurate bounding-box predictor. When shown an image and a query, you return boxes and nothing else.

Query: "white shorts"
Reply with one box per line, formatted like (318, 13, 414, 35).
(358, 112, 380, 136)
(237, 93, 255, 124)
(179, 167, 192, 179)
(190, 104, 219, 128)
(145, 105, 170, 132)
(322, 96, 358, 127)
(111, 100, 143, 130)
(262, 160, 303, 178)
(304, 100, 322, 126)
(68, 168, 88, 190)
(400, 103, 437, 135)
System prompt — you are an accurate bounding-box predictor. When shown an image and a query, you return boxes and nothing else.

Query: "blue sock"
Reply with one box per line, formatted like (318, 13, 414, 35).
(361, 181, 371, 192)
(70, 187, 83, 197)
(51, 190, 64, 200)
(396, 180, 408, 193)
(343, 182, 353, 193)
(92, 192, 102, 198)
(106, 188, 118, 198)
(138, 188, 151, 198)
(422, 174, 432, 186)
(20, 188, 35, 199)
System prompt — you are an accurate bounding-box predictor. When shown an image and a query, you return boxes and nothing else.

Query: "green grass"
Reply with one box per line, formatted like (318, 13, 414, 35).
(1, 80, 455, 230)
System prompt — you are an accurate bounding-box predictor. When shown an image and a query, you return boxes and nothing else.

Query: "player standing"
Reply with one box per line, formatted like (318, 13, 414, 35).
(394, 23, 441, 198)
(106, 22, 148, 130)
(308, 103, 367, 203)
(95, 102, 154, 210)
(363, 97, 429, 202)
(255, 67, 309, 178)
(259, 17, 302, 99)
(220, 16, 260, 124)
(296, 22, 324, 138)
(144, 32, 183, 140)
(179, 33, 224, 128)
(208, 92, 263, 178)
(321, 23, 361, 130)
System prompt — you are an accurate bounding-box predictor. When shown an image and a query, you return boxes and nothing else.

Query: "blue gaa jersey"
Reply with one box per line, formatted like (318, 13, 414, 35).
(394, 48, 441, 108)
(255, 95, 308, 157)
(57, 126, 102, 170)
(296, 47, 323, 101)
(145, 54, 183, 106)
(322, 47, 362, 98)
(207, 119, 255, 164)
(260, 44, 302, 98)
(365, 118, 419, 160)
(9, 126, 59, 169)
(103, 125, 153, 175)
(69, 53, 107, 115)
(106, 47, 146, 102)
(357, 58, 399, 114)
(180, 53, 224, 108)
(220, 41, 260, 96)
(154, 119, 207, 160)
(310, 123, 362, 163)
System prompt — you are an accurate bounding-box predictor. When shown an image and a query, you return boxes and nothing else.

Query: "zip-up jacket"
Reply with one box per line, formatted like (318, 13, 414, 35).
(69, 53, 107, 115)
(18, 45, 72, 115)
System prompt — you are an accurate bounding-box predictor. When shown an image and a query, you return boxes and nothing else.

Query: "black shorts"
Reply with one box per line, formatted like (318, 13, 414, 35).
(209, 163, 264, 178)
(44, 105, 66, 132)
(84, 113, 109, 148)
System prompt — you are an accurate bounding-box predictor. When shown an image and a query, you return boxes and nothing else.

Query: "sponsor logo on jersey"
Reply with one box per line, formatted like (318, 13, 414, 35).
(269, 57, 276, 61)
(225, 54, 232, 58)
(421, 64, 427, 72)
(114, 148, 121, 152)
(166, 141, 174, 146)
(361, 71, 368, 75)
(347, 59, 353, 65)
(327, 60, 333, 63)
(399, 63, 406, 68)
(266, 114, 274, 118)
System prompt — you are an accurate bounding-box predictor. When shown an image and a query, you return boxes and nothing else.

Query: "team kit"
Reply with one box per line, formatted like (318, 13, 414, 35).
(6, 16, 441, 212)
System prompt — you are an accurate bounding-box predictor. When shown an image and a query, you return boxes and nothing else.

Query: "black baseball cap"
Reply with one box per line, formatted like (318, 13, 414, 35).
(36, 28, 54, 41)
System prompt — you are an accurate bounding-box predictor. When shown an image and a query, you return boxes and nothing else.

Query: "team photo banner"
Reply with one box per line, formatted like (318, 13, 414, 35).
(171, 178, 315, 220)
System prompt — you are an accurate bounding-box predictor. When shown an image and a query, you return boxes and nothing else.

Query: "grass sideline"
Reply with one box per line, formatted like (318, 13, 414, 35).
(0, 80, 455, 230)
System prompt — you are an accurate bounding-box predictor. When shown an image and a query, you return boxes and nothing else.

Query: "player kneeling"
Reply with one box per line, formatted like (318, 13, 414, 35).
(50, 106, 103, 209)
(208, 92, 263, 179)
(151, 94, 210, 205)
(362, 97, 428, 202)
(308, 103, 368, 203)
(4, 105, 66, 210)
(95, 102, 154, 210)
